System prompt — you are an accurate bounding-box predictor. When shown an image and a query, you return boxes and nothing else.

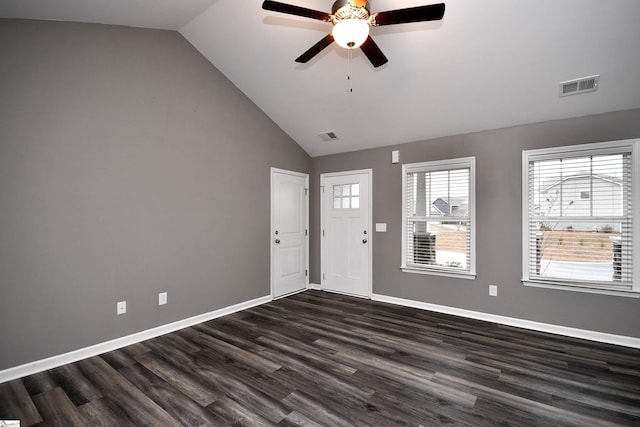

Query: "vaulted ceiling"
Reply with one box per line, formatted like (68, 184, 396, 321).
(2, 0, 640, 156)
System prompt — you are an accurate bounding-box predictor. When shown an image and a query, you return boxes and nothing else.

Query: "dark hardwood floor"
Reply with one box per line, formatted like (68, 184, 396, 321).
(1, 290, 639, 426)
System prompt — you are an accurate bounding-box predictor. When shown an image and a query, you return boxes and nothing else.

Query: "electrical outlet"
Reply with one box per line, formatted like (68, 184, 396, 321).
(117, 300, 127, 315)
(158, 292, 167, 306)
(489, 285, 498, 297)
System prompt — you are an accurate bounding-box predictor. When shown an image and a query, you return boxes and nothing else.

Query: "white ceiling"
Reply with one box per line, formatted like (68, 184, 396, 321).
(3, 1, 640, 157)
(0, 0, 215, 30)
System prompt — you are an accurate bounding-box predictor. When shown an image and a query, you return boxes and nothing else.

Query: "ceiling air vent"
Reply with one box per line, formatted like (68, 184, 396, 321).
(318, 131, 339, 142)
(559, 75, 599, 97)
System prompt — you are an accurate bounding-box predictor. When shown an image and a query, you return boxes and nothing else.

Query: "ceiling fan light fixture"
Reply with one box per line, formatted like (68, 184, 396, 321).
(332, 18, 369, 48)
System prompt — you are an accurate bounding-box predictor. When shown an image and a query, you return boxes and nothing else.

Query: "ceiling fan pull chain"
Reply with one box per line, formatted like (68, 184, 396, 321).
(347, 48, 353, 93)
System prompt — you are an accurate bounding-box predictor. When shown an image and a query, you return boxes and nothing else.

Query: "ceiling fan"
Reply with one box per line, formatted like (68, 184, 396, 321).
(262, 0, 445, 68)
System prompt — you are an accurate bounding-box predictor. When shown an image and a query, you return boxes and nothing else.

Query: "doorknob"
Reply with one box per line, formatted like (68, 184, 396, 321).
(362, 239, 368, 244)
(275, 239, 281, 244)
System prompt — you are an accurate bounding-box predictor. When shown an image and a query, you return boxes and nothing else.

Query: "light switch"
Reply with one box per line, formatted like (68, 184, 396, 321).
(376, 223, 387, 232)
(117, 301, 126, 315)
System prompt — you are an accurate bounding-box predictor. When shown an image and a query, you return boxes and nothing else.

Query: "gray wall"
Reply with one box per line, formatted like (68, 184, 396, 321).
(0, 19, 310, 371)
(311, 108, 640, 338)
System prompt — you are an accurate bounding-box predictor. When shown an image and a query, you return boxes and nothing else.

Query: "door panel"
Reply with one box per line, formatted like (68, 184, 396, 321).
(321, 171, 371, 297)
(272, 169, 308, 298)
(329, 216, 348, 278)
(281, 246, 302, 277)
(348, 216, 362, 279)
(279, 181, 301, 233)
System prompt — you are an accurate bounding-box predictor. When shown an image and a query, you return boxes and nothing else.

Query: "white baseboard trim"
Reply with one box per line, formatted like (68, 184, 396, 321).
(273, 288, 307, 300)
(0, 295, 272, 384)
(371, 293, 640, 349)
(308, 283, 322, 290)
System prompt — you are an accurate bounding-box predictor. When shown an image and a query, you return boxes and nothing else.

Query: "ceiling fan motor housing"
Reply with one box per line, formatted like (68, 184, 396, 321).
(331, 0, 370, 20)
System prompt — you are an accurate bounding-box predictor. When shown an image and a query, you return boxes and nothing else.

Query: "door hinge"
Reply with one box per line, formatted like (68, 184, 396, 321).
(322, 273, 325, 281)
(321, 185, 324, 193)
(322, 229, 325, 237)
(305, 269, 308, 277)
(305, 188, 308, 196)
(305, 229, 308, 236)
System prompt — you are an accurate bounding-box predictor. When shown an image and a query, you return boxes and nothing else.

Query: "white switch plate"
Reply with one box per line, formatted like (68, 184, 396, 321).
(489, 285, 498, 297)
(159, 292, 167, 306)
(376, 223, 387, 232)
(117, 301, 127, 315)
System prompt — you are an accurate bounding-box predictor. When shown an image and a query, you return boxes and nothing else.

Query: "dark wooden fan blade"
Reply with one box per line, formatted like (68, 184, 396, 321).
(360, 36, 388, 68)
(262, 1, 330, 21)
(373, 3, 445, 26)
(295, 34, 335, 63)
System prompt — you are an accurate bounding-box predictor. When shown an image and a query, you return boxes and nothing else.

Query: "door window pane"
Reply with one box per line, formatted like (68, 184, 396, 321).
(333, 183, 360, 209)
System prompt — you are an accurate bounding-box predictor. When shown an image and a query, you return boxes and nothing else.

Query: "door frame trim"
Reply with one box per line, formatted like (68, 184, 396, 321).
(270, 168, 309, 299)
(320, 168, 373, 298)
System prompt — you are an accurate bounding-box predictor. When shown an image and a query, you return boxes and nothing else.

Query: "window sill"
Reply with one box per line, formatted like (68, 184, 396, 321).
(402, 266, 476, 280)
(522, 280, 640, 298)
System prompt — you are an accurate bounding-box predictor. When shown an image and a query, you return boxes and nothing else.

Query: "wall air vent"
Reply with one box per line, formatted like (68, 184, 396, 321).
(318, 131, 339, 142)
(559, 75, 599, 97)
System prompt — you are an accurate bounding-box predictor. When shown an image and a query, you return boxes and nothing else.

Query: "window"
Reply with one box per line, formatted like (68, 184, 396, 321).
(402, 157, 476, 278)
(522, 139, 640, 297)
(333, 184, 359, 209)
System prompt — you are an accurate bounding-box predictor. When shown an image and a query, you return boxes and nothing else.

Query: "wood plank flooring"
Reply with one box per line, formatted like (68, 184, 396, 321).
(1, 290, 639, 426)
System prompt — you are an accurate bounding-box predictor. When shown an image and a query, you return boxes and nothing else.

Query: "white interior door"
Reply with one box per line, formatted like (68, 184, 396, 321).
(321, 170, 372, 297)
(271, 168, 308, 299)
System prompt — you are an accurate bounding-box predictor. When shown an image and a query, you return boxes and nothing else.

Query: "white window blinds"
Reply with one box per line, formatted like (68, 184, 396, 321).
(524, 141, 637, 294)
(402, 158, 475, 277)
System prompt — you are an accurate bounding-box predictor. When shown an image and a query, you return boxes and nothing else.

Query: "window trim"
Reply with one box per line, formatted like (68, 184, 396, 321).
(401, 156, 476, 279)
(521, 139, 640, 298)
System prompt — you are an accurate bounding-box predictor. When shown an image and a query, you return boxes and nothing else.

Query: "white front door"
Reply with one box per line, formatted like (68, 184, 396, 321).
(321, 170, 372, 297)
(271, 168, 308, 299)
